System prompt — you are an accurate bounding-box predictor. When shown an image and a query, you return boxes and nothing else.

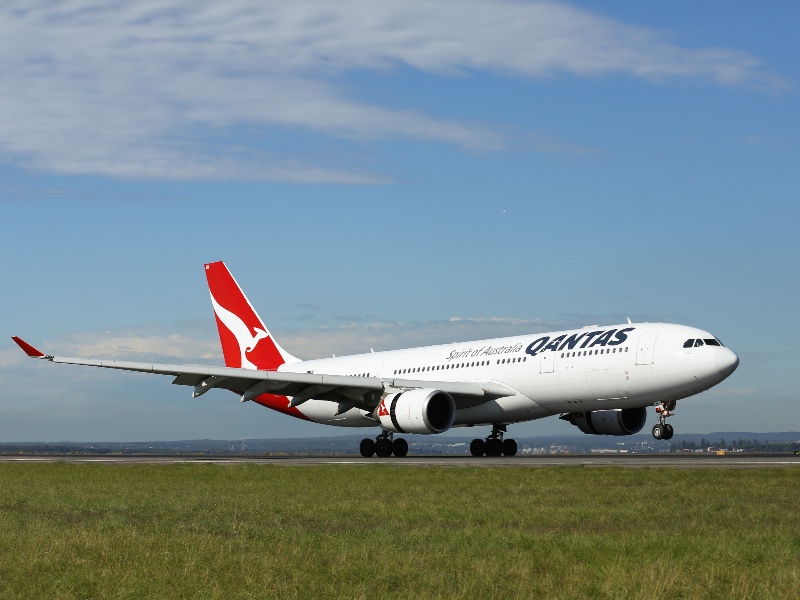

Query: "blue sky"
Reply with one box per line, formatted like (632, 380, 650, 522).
(1, 1, 798, 441)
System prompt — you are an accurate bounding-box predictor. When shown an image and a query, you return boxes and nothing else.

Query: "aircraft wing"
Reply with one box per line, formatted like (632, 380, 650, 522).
(11, 337, 513, 411)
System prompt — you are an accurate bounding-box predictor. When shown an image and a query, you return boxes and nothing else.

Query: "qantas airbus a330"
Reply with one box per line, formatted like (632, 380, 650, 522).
(13, 261, 739, 457)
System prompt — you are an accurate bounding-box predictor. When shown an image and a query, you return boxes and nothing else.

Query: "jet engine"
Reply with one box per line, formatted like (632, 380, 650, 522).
(562, 407, 647, 436)
(375, 389, 456, 434)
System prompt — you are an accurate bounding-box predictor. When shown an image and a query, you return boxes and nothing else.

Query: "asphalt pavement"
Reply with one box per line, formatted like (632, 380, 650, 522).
(1, 453, 798, 468)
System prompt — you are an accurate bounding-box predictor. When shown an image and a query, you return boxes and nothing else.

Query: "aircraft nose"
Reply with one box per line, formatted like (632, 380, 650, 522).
(715, 347, 739, 378)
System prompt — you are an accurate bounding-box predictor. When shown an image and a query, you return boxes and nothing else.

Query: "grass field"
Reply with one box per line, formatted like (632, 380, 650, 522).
(0, 464, 798, 599)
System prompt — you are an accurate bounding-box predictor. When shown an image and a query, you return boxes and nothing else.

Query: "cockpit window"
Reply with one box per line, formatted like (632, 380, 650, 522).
(694, 339, 704, 347)
(704, 339, 721, 346)
(683, 339, 694, 348)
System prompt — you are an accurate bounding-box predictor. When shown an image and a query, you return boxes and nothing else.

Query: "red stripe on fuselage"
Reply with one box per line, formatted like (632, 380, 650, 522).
(253, 393, 312, 421)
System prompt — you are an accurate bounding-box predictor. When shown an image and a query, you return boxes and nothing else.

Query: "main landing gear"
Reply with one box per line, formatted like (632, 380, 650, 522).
(652, 400, 676, 440)
(470, 424, 518, 457)
(360, 430, 408, 458)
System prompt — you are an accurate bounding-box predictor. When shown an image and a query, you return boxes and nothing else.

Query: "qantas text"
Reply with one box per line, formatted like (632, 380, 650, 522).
(525, 327, 635, 357)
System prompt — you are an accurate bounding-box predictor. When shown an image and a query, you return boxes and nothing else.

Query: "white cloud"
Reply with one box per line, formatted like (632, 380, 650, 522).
(3, 314, 575, 368)
(741, 134, 789, 150)
(0, 1, 779, 182)
(706, 387, 759, 397)
(56, 332, 221, 363)
(2, 325, 220, 367)
(277, 318, 554, 359)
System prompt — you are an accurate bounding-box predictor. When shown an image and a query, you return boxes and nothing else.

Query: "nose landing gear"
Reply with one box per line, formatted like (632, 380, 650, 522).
(470, 424, 518, 457)
(360, 430, 408, 458)
(652, 401, 676, 440)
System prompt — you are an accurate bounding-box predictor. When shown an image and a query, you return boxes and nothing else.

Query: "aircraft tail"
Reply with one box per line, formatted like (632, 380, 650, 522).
(204, 261, 299, 370)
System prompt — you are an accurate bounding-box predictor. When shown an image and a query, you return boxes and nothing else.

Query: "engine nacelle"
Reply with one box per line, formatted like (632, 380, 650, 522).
(562, 407, 647, 436)
(375, 389, 456, 435)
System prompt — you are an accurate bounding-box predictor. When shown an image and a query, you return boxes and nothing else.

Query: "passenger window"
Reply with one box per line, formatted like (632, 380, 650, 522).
(683, 339, 694, 348)
(694, 339, 704, 347)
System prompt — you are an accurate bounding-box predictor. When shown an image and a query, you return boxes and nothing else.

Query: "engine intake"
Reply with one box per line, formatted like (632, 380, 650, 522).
(376, 389, 456, 435)
(562, 407, 647, 436)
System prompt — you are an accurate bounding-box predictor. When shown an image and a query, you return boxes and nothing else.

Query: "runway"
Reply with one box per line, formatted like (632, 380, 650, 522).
(1, 453, 799, 468)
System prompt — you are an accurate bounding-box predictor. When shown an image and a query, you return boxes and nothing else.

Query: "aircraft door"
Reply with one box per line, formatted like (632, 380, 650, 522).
(636, 332, 658, 365)
(540, 353, 554, 374)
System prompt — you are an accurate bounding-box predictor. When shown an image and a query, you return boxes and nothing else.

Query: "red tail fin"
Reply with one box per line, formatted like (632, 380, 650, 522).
(205, 261, 297, 370)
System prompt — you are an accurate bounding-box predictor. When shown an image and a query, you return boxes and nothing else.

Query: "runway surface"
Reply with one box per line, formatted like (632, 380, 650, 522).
(1, 453, 799, 468)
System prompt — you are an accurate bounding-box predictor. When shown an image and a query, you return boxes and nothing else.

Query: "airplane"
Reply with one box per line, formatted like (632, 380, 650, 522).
(12, 261, 739, 457)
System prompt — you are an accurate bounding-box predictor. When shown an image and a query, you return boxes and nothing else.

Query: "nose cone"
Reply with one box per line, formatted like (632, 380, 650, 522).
(715, 347, 739, 378)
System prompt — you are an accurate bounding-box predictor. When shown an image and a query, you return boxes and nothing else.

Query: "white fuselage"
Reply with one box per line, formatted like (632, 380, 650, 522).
(278, 322, 739, 429)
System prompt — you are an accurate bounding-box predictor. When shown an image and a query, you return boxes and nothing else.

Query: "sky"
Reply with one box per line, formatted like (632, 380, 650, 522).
(1, 1, 798, 442)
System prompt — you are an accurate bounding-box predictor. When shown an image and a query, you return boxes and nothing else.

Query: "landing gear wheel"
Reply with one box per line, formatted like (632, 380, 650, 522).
(392, 438, 408, 458)
(470, 439, 485, 457)
(375, 438, 393, 458)
(485, 438, 503, 457)
(474, 424, 511, 457)
(359, 438, 376, 458)
(653, 401, 675, 442)
(502, 439, 518, 456)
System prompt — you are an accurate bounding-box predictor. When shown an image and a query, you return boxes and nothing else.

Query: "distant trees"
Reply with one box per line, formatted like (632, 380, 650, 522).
(669, 437, 798, 453)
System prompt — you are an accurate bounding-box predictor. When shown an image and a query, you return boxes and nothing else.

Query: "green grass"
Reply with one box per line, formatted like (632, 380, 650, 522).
(0, 464, 798, 599)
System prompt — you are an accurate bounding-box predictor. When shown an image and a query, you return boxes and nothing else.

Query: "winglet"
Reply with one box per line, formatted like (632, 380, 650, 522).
(11, 337, 47, 358)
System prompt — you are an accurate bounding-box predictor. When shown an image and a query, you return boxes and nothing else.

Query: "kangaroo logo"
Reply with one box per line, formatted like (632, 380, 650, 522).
(210, 293, 268, 370)
(378, 399, 390, 417)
